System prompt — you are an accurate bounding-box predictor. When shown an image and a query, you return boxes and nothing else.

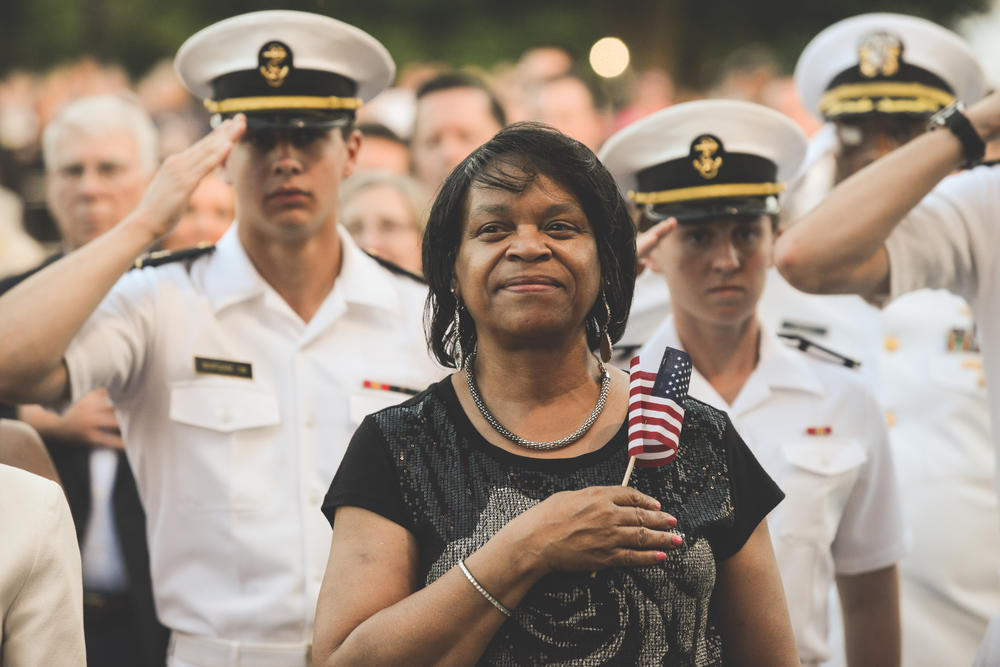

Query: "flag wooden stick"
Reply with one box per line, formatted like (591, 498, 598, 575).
(621, 454, 637, 487)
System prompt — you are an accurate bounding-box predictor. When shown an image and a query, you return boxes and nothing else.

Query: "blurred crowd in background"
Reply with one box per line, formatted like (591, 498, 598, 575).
(0, 41, 827, 278)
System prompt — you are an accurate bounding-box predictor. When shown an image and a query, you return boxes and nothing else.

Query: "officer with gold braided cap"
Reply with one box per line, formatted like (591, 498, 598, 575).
(790, 12, 986, 200)
(782, 13, 999, 667)
(0, 10, 444, 667)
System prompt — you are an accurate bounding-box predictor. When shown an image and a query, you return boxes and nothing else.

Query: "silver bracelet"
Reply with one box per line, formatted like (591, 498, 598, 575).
(458, 559, 512, 617)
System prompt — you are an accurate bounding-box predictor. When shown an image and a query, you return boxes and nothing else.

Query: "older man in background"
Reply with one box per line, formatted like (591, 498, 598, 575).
(0, 93, 169, 667)
(410, 71, 505, 194)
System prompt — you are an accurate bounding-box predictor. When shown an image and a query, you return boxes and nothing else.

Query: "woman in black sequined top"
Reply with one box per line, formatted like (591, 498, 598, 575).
(313, 124, 798, 666)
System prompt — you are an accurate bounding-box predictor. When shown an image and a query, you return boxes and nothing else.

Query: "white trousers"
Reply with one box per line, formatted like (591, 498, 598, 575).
(167, 632, 312, 667)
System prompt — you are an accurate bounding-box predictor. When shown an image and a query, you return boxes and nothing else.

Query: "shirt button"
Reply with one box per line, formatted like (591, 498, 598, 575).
(885, 411, 897, 428)
(305, 414, 315, 428)
(883, 336, 899, 352)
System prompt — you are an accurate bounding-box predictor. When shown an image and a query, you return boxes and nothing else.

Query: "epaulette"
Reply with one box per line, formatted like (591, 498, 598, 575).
(780, 319, 828, 337)
(133, 244, 215, 270)
(777, 332, 861, 369)
(363, 250, 426, 284)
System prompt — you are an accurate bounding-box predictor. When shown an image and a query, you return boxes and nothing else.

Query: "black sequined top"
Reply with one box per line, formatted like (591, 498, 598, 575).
(324, 378, 783, 666)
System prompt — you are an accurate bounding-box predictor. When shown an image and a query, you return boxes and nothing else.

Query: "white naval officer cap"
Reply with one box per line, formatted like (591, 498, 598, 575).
(174, 10, 395, 129)
(795, 13, 986, 121)
(598, 99, 807, 224)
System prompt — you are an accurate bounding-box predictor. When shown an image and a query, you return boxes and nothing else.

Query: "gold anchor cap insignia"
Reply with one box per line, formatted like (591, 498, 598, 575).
(691, 134, 723, 180)
(258, 41, 292, 88)
(857, 31, 902, 79)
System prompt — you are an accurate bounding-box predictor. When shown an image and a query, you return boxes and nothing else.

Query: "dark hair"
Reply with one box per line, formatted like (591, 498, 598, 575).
(422, 122, 636, 368)
(357, 122, 408, 146)
(416, 71, 507, 128)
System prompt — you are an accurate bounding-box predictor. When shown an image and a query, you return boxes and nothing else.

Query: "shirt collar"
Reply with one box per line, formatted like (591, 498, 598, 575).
(200, 223, 403, 315)
(639, 315, 824, 414)
(754, 322, 825, 397)
(334, 224, 401, 314)
(201, 223, 268, 312)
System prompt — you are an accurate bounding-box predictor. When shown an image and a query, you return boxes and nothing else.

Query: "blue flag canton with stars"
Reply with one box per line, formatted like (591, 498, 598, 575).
(651, 347, 692, 402)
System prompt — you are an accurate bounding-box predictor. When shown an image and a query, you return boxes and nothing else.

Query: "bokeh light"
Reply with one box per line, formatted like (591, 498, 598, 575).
(589, 37, 630, 78)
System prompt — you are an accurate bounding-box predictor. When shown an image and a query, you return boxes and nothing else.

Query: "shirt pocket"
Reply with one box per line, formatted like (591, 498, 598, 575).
(169, 381, 281, 511)
(927, 352, 986, 397)
(775, 439, 867, 545)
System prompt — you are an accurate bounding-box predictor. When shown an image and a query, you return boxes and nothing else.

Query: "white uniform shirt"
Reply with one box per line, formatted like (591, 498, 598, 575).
(884, 165, 1000, 479)
(881, 166, 1000, 665)
(63, 224, 445, 642)
(880, 289, 1000, 667)
(788, 132, 1000, 666)
(0, 463, 85, 667)
(639, 317, 906, 664)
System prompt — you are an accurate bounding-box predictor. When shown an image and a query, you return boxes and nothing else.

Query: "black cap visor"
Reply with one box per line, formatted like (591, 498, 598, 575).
(212, 109, 353, 130)
(645, 196, 779, 224)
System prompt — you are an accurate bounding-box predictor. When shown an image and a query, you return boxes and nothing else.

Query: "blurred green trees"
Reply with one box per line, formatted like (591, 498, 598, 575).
(2, 0, 990, 88)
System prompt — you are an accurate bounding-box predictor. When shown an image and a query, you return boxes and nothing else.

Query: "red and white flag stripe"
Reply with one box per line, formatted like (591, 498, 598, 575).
(627, 355, 686, 467)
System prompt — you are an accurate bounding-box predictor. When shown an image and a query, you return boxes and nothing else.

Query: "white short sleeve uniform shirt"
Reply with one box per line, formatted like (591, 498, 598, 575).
(885, 167, 1000, 481)
(63, 224, 445, 642)
(639, 317, 906, 664)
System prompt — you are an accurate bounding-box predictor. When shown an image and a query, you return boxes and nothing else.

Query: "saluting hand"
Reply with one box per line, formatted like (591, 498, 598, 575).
(502, 485, 683, 575)
(635, 217, 677, 275)
(132, 114, 246, 241)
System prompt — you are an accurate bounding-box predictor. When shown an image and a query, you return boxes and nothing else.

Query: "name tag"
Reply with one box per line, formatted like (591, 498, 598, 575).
(194, 356, 253, 379)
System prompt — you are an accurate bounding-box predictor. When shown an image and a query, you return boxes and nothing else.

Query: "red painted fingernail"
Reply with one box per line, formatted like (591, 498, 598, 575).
(672, 534, 683, 546)
(667, 516, 677, 527)
(656, 551, 667, 561)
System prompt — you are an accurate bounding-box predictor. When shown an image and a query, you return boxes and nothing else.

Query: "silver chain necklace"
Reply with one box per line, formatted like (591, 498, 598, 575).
(464, 352, 610, 451)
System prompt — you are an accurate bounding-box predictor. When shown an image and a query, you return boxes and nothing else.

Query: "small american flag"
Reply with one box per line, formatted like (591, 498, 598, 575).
(628, 347, 692, 468)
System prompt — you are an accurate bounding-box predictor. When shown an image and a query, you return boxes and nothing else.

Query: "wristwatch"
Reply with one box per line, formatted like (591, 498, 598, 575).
(927, 101, 985, 169)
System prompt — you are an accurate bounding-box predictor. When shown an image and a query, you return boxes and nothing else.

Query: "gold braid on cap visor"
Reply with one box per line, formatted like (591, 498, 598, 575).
(630, 182, 785, 205)
(203, 95, 362, 114)
(819, 82, 954, 116)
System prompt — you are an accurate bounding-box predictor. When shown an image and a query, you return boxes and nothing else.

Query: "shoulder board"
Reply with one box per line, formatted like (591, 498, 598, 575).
(363, 250, 426, 284)
(779, 318, 828, 337)
(777, 332, 861, 369)
(133, 244, 215, 270)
